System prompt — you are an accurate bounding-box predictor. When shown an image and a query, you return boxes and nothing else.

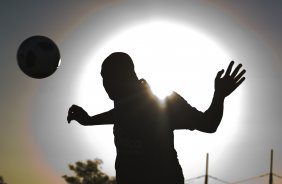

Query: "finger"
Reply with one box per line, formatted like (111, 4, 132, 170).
(69, 104, 81, 113)
(216, 69, 224, 79)
(68, 105, 75, 113)
(68, 105, 78, 123)
(67, 113, 73, 123)
(69, 104, 79, 110)
(231, 63, 242, 78)
(234, 69, 246, 82)
(234, 77, 245, 89)
(68, 106, 75, 116)
(225, 61, 234, 76)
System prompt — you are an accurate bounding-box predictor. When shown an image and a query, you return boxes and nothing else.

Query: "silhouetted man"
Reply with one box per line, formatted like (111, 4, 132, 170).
(67, 52, 246, 184)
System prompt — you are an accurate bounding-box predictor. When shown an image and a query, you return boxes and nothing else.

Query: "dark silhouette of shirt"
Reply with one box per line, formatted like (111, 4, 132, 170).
(112, 80, 203, 184)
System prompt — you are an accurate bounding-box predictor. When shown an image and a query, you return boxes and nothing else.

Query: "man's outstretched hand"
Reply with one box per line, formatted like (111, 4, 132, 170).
(67, 105, 90, 124)
(215, 61, 246, 98)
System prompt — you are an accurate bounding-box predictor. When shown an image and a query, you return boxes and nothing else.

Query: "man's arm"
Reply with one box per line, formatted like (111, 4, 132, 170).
(67, 105, 114, 125)
(196, 61, 246, 133)
(196, 92, 224, 133)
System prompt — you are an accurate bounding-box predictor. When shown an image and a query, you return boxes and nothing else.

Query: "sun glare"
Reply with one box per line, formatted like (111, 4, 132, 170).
(77, 19, 244, 175)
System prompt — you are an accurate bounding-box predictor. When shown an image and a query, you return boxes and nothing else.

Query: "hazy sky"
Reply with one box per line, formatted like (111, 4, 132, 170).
(0, 1, 282, 184)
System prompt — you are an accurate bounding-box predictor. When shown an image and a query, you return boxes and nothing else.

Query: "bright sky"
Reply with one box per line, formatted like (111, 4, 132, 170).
(0, 1, 282, 184)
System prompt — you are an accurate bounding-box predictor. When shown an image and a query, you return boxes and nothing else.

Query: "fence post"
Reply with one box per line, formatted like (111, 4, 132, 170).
(269, 149, 273, 184)
(204, 153, 209, 184)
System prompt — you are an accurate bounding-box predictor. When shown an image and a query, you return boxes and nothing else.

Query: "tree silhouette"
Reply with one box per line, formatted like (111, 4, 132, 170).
(63, 159, 116, 184)
(0, 176, 7, 184)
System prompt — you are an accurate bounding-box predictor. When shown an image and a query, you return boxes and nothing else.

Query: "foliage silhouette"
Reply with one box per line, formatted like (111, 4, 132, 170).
(63, 159, 116, 184)
(0, 176, 7, 184)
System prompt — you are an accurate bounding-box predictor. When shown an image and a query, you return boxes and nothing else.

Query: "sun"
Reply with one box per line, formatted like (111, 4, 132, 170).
(77, 19, 244, 176)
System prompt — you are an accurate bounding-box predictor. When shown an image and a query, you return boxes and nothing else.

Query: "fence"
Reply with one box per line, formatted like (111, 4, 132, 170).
(185, 149, 282, 184)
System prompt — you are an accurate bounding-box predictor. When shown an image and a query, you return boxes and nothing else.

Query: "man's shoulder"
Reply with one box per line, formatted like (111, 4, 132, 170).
(166, 91, 190, 107)
(165, 91, 202, 130)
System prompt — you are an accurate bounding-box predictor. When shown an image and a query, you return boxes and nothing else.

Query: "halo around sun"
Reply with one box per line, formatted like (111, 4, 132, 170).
(76, 19, 245, 174)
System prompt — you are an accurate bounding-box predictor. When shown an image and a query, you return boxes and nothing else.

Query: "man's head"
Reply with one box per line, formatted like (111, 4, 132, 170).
(101, 52, 139, 100)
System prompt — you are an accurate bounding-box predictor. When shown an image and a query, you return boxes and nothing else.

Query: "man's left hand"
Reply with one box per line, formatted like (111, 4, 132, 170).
(215, 61, 246, 98)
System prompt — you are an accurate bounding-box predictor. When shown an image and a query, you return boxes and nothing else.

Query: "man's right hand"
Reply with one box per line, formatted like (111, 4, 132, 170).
(67, 105, 90, 124)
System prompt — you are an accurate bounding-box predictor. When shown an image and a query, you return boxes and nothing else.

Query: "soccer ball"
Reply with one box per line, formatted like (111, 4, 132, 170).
(17, 35, 61, 79)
